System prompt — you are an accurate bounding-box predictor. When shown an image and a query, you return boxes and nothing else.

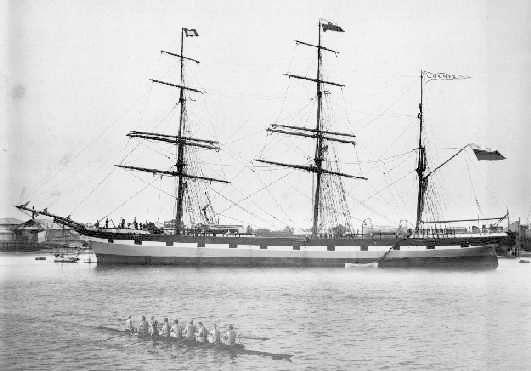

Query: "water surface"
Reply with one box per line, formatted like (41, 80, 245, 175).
(1, 252, 530, 370)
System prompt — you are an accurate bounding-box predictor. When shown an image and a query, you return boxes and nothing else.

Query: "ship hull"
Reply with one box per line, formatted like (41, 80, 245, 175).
(380, 247, 498, 269)
(91, 240, 498, 269)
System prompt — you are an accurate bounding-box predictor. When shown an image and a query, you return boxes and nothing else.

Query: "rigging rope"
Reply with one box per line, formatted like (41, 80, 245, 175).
(464, 152, 482, 215)
(29, 85, 156, 203)
(359, 81, 416, 129)
(215, 171, 294, 224)
(254, 171, 298, 226)
(98, 181, 154, 222)
(363, 170, 416, 203)
(347, 192, 394, 224)
(208, 186, 278, 225)
(128, 171, 177, 201)
(68, 105, 178, 216)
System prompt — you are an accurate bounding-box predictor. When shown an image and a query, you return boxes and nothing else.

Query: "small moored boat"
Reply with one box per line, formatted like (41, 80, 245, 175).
(53, 255, 80, 263)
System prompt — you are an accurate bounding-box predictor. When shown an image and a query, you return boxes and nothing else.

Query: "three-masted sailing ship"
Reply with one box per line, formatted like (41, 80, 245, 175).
(17, 22, 514, 268)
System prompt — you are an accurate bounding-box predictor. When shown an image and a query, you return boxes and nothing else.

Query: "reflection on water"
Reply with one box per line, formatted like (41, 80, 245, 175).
(1, 251, 530, 370)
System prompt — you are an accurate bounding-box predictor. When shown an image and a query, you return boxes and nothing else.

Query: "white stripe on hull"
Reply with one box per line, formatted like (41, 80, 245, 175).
(91, 241, 384, 259)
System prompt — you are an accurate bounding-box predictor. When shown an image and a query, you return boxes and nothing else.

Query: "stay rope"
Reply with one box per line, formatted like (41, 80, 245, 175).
(29, 85, 155, 204)
(70, 104, 178, 217)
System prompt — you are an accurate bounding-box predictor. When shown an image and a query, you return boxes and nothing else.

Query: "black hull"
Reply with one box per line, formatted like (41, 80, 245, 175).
(94, 246, 498, 269)
(378, 253, 499, 269)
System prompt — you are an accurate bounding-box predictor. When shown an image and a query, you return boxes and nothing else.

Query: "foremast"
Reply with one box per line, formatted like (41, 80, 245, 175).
(118, 27, 228, 235)
(256, 21, 367, 237)
(313, 22, 324, 238)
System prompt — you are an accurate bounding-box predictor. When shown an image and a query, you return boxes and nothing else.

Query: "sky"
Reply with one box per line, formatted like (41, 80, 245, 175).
(2, 0, 530, 230)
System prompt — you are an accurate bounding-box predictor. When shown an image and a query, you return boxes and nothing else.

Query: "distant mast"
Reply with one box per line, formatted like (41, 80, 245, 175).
(256, 20, 367, 237)
(116, 27, 229, 235)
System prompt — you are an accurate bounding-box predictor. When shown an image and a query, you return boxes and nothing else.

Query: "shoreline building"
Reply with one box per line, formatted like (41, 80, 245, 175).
(0, 218, 44, 251)
(0, 217, 82, 251)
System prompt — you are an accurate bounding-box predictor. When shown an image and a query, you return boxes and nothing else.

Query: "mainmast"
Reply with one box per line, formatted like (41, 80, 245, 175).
(256, 21, 367, 237)
(175, 27, 187, 235)
(117, 27, 228, 235)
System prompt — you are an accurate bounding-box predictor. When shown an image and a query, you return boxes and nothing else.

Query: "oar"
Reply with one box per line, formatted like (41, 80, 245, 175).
(239, 335, 270, 341)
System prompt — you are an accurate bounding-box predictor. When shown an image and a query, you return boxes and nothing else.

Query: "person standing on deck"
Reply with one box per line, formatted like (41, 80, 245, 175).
(160, 318, 170, 337)
(222, 324, 237, 345)
(208, 324, 221, 344)
(195, 322, 207, 343)
(137, 315, 149, 336)
(149, 316, 159, 336)
(170, 319, 181, 338)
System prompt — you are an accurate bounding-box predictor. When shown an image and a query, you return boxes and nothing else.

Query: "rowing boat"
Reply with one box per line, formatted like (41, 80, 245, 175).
(143, 334, 244, 350)
(98, 326, 293, 360)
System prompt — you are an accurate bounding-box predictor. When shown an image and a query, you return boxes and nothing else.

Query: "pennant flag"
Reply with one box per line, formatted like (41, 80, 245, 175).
(321, 21, 344, 32)
(473, 148, 506, 161)
(423, 71, 470, 81)
(183, 28, 199, 37)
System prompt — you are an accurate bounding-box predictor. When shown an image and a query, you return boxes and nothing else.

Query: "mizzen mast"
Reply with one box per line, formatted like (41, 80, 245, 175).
(118, 27, 228, 235)
(414, 70, 477, 231)
(256, 21, 367, 237)
(415, 70, 427, 232)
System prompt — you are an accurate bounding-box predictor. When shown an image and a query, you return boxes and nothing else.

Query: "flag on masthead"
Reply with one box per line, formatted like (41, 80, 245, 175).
(321, 21, 344, 32)
(473, 148, 506, 161)
(422, 71, 470, 81)
(183, 28, 199, 37)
